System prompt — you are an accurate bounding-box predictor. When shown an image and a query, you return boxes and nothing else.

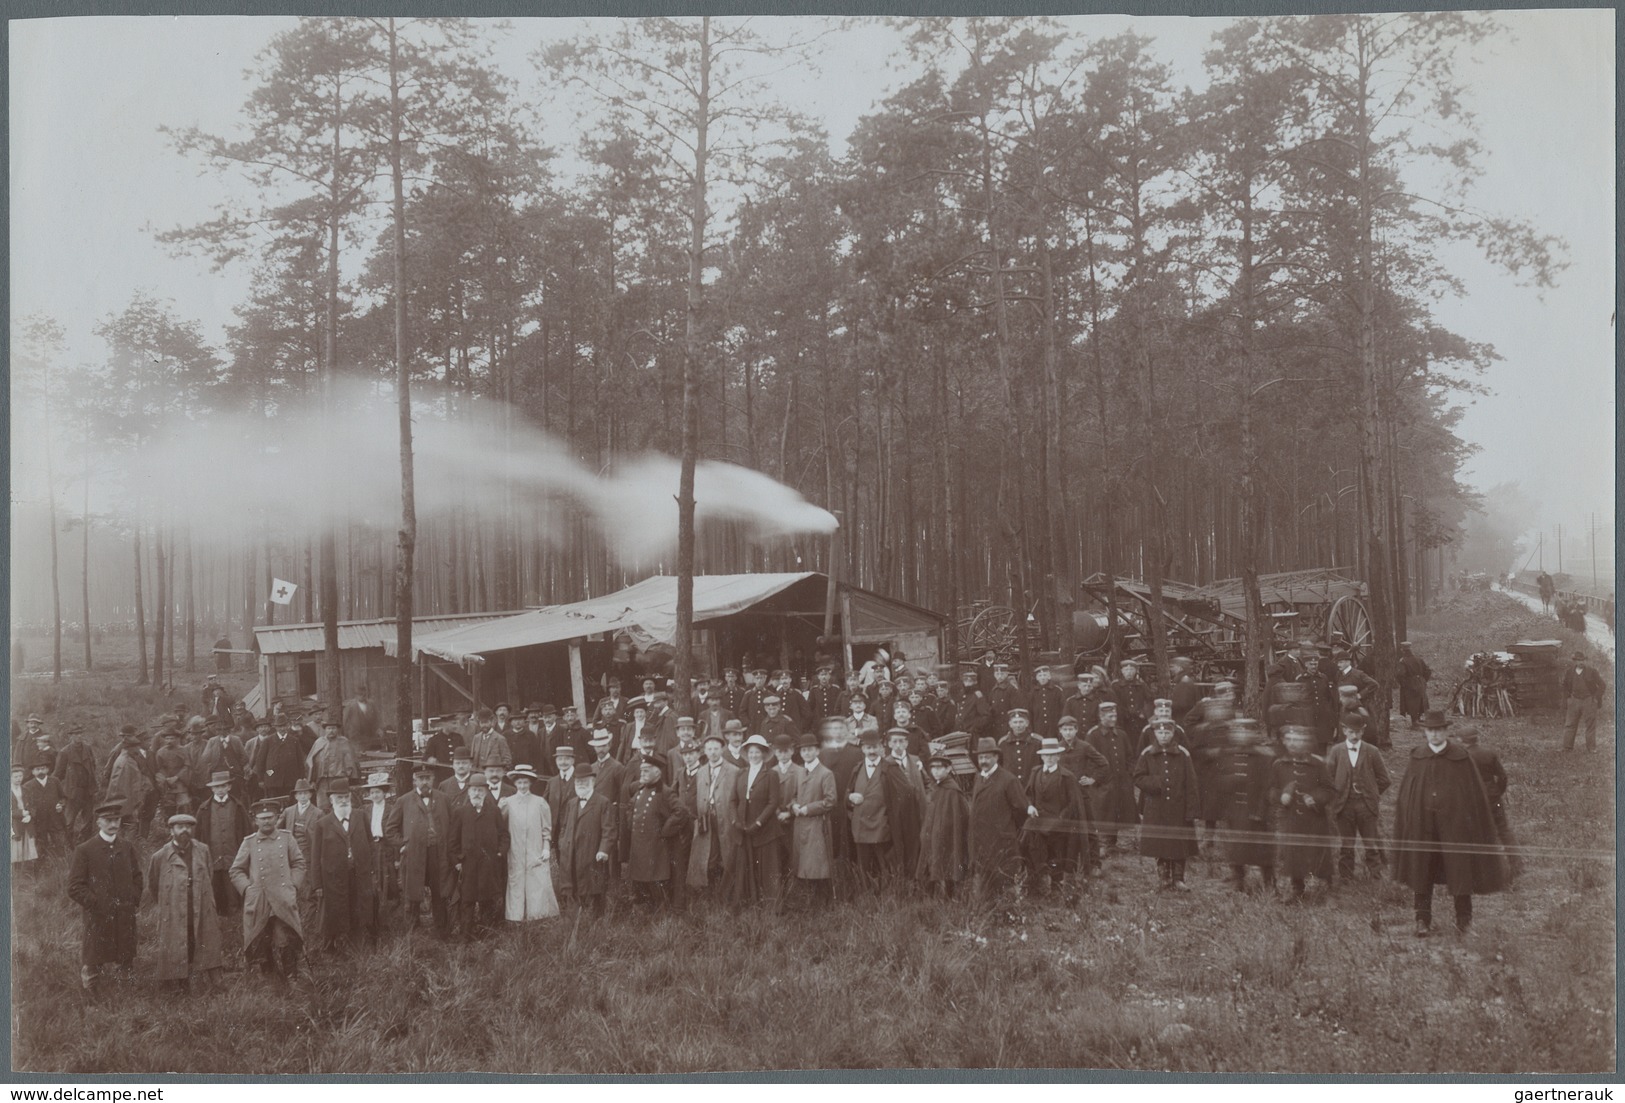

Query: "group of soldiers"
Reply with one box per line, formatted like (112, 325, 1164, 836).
(16, 639, 1521, 995)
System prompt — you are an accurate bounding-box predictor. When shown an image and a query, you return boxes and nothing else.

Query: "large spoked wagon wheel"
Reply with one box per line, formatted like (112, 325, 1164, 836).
(1325, 595, 1374, 667)
(967, 605, 1020, 658)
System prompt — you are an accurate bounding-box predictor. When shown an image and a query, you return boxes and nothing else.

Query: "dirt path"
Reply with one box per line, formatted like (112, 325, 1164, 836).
(1493, 583, 1615, 661)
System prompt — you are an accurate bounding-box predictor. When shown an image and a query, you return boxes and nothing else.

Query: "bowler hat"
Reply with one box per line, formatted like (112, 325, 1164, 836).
(701, 730, 726, 746)
(974, 737, 1002, 760)
(1572, 651, 1587, 661)
(858, 728, 884, 746)
(797, 732, 819, 749)
(1419, 709, 1450, 729)
(723, 719, 745, 733)
(327, 780, 352, 797)
(574, 762, 597, 779)
(772, 733, 795, 751)
(1340, 712, 1369, 731)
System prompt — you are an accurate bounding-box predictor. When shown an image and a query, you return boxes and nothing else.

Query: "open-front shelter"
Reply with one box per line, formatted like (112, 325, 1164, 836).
(385, 572, 947, 721)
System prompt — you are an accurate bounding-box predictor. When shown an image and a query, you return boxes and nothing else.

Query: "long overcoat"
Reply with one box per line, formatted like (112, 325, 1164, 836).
(789, 762, 836, 880)
(229, 828, 305, 945)
(1391, 742, 1509, 896)
(556, 791, 618, 897)
(1085, 724, 1139, 832)
(448, 798, 508, 905)
(687, 760, 740, 888)
(67, 833, 142, 967)
(916, 777, 971, 884)
(307, 811, 376, 943)
(1267, 755, 1337, 879)
(1132, 745, 1200, 860)
(384, 789, 451, 904)
(968, 766, 1029, 877)
(499, 790, 559, 920)
(624, 782, 686, 883)
(145, 840, 224, 980)
(1207, 744, 1277, 867)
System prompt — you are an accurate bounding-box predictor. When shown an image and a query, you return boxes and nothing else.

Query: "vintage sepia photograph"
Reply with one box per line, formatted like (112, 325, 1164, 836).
(6, 7, 1616, 1077)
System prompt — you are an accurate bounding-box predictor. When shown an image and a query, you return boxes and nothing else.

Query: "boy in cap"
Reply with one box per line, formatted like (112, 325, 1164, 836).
(916, 749, 971, 897)
(68, 801, 143, 993)
(23, 754, 66, 857)
(146, 812, 225, 990)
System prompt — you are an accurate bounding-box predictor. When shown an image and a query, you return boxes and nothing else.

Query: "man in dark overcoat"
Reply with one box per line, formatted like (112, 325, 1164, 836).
(447, 781, 506, 940)
(968, 737, 1029, 891)
(308, 781, 376, 952)
(1132, 719, 1200, 890)
(1392, 710, 1509, 937)
(1085, 701, 1138, 850)
(384, 763, 451, 936)
(67, 800, 143, 994)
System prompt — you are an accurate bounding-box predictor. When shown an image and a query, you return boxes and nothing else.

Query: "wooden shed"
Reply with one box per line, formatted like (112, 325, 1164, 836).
(250, 611, 524, 729)
(387, 572, 948, 721)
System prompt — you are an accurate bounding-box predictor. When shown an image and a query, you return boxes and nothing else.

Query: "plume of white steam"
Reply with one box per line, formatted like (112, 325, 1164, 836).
(103, 379, 838, 558)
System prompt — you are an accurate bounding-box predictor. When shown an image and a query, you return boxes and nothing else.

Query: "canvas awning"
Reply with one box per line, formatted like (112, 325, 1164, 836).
(392, 572, 820, 666)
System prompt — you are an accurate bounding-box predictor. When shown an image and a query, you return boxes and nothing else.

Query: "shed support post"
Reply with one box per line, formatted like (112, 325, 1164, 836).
(569, 640, 587, 724)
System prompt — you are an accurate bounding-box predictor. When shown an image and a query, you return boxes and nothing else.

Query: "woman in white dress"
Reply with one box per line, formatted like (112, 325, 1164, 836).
(499, 765, 559, 922)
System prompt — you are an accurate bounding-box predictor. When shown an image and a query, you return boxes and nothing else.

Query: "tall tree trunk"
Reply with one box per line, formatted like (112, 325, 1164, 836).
(184, 529, 196, 672)
(43, 396, 62, 683)
(389, 16, 419, 768)
(318, 75, 345, 723)
(134, 528, 149, 685)
(153, 526, 168, 690)
(81, 415, 92, 673)
(673, 16, 711, 716)
(1237, 197, 1268, 716)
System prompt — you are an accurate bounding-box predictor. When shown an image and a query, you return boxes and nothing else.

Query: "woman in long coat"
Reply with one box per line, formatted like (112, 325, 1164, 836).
(1132, 722, 1200, 889)
(145, 822, 224, 983)
(1267, 727, 1337, 896)
(727, 736, 784, 908)
(499, 766, 559, 922)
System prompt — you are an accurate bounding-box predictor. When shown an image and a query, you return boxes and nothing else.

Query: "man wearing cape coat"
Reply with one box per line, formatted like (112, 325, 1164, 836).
(145, 817, 224, 984)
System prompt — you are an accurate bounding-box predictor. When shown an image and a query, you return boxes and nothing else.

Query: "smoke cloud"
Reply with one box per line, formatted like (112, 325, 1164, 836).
(80, 379, 839, 559)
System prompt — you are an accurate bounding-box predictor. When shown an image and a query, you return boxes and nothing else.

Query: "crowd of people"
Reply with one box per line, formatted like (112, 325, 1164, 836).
(12, 641, 1521, 997)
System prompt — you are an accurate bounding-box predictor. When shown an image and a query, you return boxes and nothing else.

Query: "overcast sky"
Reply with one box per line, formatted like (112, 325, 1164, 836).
(9, 11, 1615, 539)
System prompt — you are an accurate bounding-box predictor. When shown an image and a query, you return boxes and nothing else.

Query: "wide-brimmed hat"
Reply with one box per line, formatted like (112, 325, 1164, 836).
(207, 771, 233, 788)
(740, 734, 772, 755)
(1037, 737, 1065, 755)
(362, 770, 393, 791)
(25, 714, 42, 724)
(588, 728, 613, 748)
(1419, 708, 1450, 729)
(508, 764, 540, 782)
(292, 779, 314, 794)
(974, 737, 1002, 760)
(451, 747, 473, 762)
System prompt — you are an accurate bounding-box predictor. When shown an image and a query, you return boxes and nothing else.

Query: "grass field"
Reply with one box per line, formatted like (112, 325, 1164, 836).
(7, 592, 1616, 1074)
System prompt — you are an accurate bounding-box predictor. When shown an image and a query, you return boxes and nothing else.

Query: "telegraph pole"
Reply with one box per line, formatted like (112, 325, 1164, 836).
(1557, 523, 1563, 573)
(1591, 512, 1598, 589)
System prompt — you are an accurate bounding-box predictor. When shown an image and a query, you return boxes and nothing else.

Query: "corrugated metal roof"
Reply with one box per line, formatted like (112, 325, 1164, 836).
(254, 612, 524, 656)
